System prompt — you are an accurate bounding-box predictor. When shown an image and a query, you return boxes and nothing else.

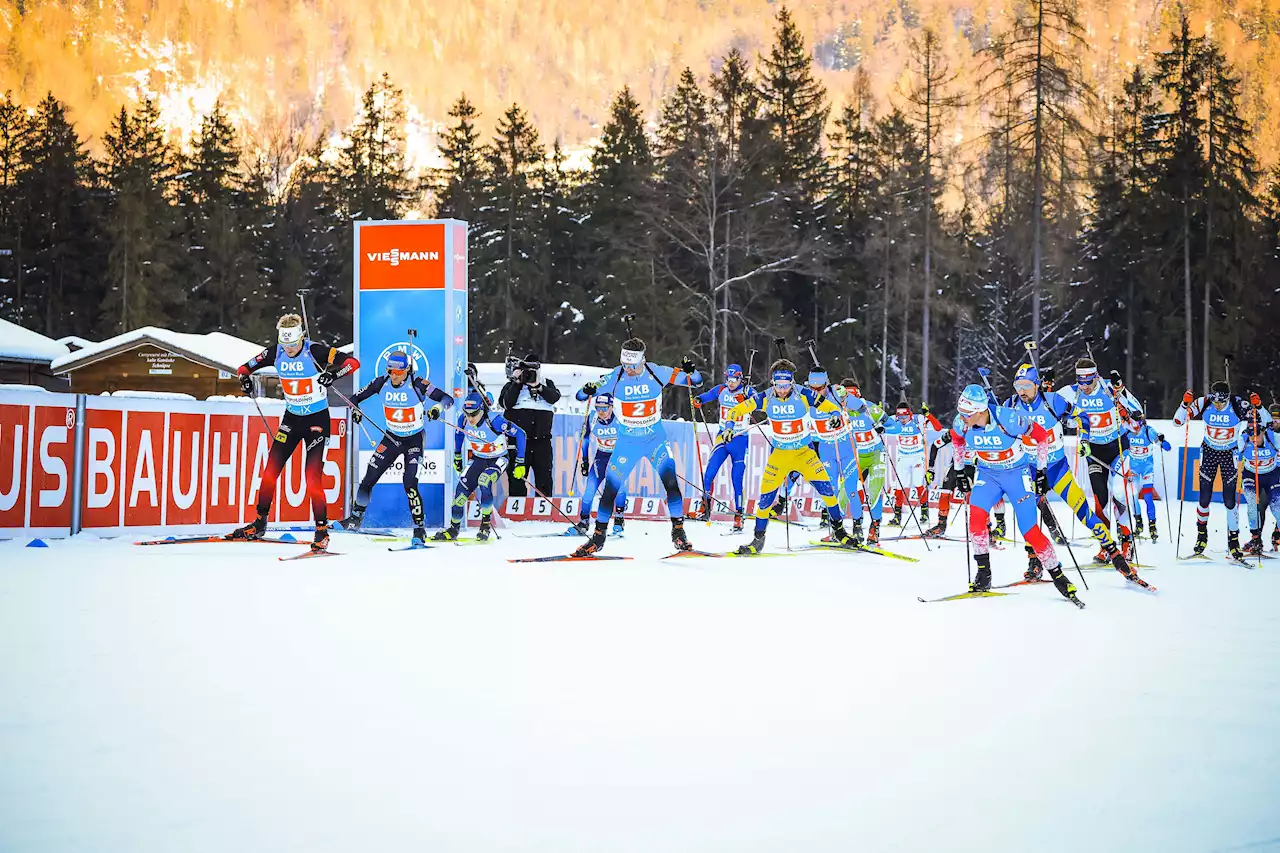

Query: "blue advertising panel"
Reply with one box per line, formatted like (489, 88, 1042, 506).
(353, 219, 468, 527)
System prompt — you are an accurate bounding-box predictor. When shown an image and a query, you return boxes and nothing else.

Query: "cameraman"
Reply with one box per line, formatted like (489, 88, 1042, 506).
(498, 353, 561, 496)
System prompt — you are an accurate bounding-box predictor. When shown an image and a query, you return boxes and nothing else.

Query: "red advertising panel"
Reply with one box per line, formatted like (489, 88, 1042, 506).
(357, 223, 446, 290)
(123, 410, 166, 528)
(0, 404, 29, 528)
(81, 408, 124, 529)
(166, 413, 206, 526)
(206, 414, 245, 525)
(29, 405, 75, 529)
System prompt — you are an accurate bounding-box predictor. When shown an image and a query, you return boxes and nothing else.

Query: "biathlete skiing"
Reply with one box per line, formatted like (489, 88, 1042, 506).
(572, 337, 703, 557)
(228, 313, 359, 552)
(336, 351, 456, 542)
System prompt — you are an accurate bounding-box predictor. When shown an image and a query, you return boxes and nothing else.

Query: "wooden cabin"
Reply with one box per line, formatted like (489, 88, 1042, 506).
(50, 327, 278, 400)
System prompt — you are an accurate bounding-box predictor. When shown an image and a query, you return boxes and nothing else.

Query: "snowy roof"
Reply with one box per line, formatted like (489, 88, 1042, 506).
(0, 318, 70, 364)
(50, 327, 273, 375)
(55, 335, 96, 352)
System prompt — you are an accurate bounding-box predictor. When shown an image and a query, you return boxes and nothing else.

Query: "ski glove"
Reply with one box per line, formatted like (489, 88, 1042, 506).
(1160, 437, 1171, 451)
(1109, 369, 1124, 389)
(925, 469, 935, 485)
(680, 356, 697, 375)
(351, 408, 364, 424)
(580, 458, 590, 477)
(513, 459, 527, 480)
(583, 381, 600, 396)
(692, 397, 703, 409)
(874, 424, 886, 435)
(1078, 441, 1092, 458)
(1183, 390, 1195, 405)
(827, 413, 844, 431)
(1250, 392, 1262, 408)
(954, 469, 973, 495)
(921, 402, 931, 416)
(716, 425, 733, 445)
(427, 405, 443, 421)
(453, 453, 464, 474)
(317, 370, 337, 387)
(1035, 468, 1050, 496)
(238, 373, 253, 395)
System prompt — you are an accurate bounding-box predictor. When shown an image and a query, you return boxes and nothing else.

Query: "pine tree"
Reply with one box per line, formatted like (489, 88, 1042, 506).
(822, 71, 877, 380)
(0, 92, 30, 322)
(757, 6, 829, 201)
(100, 98, 181, 334)
(180, 100, 260, 335)
(433, 94, 485, 222)
(756, 7, 830, 340)
(979, 0, 1094, 349)
(339, 74, 416, 221)
(474, 103, 544, 357)
(904, 28, 961, 404)
(1152, 16, 1208, 394)
(579, 86, 658, 362)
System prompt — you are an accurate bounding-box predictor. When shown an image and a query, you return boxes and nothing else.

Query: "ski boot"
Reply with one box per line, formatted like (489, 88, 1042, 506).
(993, 517, 1007, 540)
(1047, 563, 1083, 606)
(671, 518, 693, 552)
(226, 513, 267, 541)
(335, 505, 365, 531)
(1052, 526, 1069, 546)
(1120, 532, 1134, 561)
(866, 519, 880, 547)
(572, 521, 607, 557)
(1148, 519, 1159, 543)
(819, 506, 831, 529)
(611, 516, 626, 536)
(1193, 522, 1208, 556)
(1098, 541, 1139, 583)
(923, 518, 948, 538)
(1024, 545, 1044, 582)
(567, 519, 590, 536)
(476, 515, 493, 542)
(1243, 530, 1263, 556)
(1133, 516, 1144, 539)
(1228, 530, 1245, 562)
(828, 519, 860, 547)
(918, 508, 930, 529)
(850, 517, 864, 541)
(1271, 527, 1279, 552)
(737, 531, 767, 555)
(411, 526, 427, 546)
(888, 506, 904, 527)
(311, 521, 330, 553)
(432, 522, 461, 542)
(731, 512, 745, 533)
(692, 500, 711, 522)
(970, 555, 993, 593)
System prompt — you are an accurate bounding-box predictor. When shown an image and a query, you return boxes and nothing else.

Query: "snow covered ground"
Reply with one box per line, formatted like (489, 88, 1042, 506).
(2, 510, 1278, 853)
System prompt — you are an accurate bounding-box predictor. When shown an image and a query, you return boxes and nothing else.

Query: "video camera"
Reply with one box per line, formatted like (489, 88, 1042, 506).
(505, 355, 541, 385)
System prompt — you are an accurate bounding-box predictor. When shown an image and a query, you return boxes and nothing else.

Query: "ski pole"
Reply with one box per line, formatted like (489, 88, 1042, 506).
(248, 392, 275, 436)
(1177, 396, 1192, 557)
(670, 469, 741, 517)
(964, 491, 972, 585)
(687, 365, 711, 525)
(1038, 496, 1089, 590)
(1157, 442, 1175, 543)
(1254, 407, 1262, 568)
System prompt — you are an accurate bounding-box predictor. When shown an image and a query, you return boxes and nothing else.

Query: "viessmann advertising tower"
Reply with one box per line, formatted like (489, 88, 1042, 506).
(353, 219, 468, 528)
